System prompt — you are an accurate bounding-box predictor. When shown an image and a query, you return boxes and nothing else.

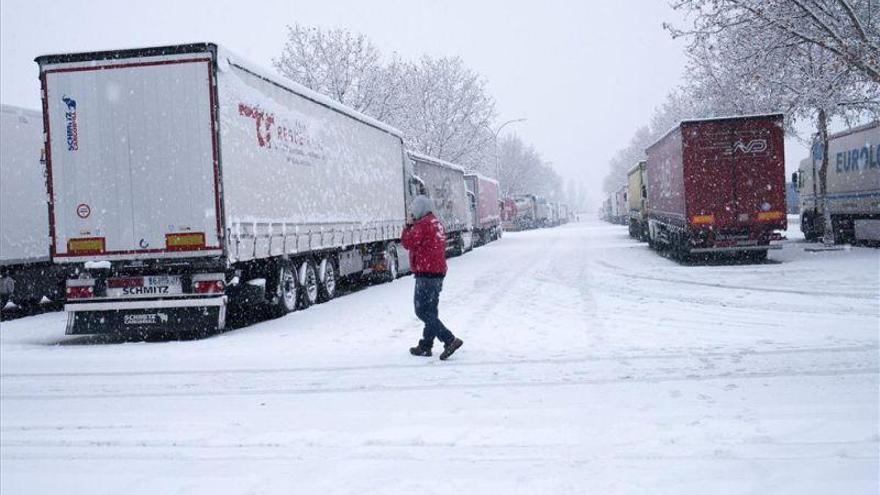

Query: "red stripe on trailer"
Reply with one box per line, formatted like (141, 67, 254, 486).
(206, 60, 224, 249)
(40, 70, 58, 259)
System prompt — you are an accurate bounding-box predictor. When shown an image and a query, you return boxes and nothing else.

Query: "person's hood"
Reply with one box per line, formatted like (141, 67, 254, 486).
(411, 195, 435, 220)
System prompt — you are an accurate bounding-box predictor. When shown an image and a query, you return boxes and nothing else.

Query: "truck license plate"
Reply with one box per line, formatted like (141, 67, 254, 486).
(106, 276, 182, 297)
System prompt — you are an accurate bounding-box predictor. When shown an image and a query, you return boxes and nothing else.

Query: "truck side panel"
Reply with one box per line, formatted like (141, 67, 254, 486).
(410, 154, 470, 234)
(217, 60, 407, 261)
(0, 105, 48, 265)
(646, 127, 685, 225)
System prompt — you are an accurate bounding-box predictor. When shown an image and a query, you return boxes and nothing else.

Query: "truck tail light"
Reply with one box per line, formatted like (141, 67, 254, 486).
(757, 211, 784, 221)
(66, 279, 95, 299)
(194, 280, 225, 294)
(692, 214, 715, 225)
(192, 273, 225, 294)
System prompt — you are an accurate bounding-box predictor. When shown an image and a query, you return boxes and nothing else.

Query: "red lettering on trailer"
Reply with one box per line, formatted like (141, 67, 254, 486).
(238, 103, 274, 147)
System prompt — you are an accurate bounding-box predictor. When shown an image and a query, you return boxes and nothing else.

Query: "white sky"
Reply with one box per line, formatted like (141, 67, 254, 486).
(0, 0, 809, 203)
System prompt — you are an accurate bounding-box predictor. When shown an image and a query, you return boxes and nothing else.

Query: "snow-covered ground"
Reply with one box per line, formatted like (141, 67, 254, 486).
(1, 219, 877, 494)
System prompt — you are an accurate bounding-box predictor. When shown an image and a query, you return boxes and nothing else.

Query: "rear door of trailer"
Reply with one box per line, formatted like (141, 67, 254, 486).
(40, 50, 223, 262)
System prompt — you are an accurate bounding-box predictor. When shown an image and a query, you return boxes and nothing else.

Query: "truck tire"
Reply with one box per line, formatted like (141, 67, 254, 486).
(270, 264, 299, 317)
(298, 259, 319, 309)
(317, 257, 338, 302)
(746, 250, 768, 262)
(802, 212, 820, 242)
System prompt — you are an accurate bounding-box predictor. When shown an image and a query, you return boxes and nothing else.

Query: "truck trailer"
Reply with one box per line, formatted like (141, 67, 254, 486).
(464, 172, 501, 245)
(645, 114, 786, 260)
(794, 121, 880, 242)
(500, 197, 518, 230)
(37, 43, 417, 335)
(512, 194, 537, 230)
(627, 160, 648, 240)
(534, 196, 552, 227)
(0, 104, 70, 309)
(407, 152, 473, 254)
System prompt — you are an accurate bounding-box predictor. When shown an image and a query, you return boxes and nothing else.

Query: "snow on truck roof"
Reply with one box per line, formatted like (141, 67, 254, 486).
(646, 112, 785, 154)
(626, 160, 645, 176)
(0, 104, 41, 119)
(406, 150, 466, 173)
(464, 171, 500, 185)
(34, 42, 405, 139)
(827, 120, 879, 141)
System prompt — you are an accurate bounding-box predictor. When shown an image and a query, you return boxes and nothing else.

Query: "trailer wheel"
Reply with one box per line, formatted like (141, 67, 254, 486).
(318, 258, 337, 302)
(270, 264, 299, 316)
(746, 250, 768, 262)
(298, 260, 319, 308)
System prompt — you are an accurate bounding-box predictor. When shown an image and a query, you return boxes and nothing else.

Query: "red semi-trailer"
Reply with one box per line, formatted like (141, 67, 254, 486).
(645, 114, 787, 260)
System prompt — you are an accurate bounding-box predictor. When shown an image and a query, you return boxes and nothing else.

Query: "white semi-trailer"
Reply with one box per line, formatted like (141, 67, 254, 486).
(407, 152, 473, 254)
(794, 121, 880, 242)
(0, 104, 69, 309)
(37, 43, 415, 335)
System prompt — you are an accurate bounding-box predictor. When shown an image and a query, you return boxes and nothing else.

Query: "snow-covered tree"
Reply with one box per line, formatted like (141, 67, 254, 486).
(394, 56, 496, 171)
(274, 24, 498, 176)
(497, 134, 562, 199)
(666, 0, 880, 84)
(274, 23, 404, 121)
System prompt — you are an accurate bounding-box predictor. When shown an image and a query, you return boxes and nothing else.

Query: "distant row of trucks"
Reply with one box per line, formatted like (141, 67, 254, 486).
(601, 114, 879, 257)
(501, 195, 572, 231)
(0, 42, 509, 335)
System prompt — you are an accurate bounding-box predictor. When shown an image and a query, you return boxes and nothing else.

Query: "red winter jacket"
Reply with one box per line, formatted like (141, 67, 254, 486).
(401, 213, 447, 275)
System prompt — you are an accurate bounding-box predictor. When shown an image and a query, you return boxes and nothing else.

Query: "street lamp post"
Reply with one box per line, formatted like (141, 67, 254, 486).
(492, 118, 526, 190)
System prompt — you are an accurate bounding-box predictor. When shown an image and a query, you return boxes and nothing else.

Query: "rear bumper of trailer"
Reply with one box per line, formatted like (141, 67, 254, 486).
(65, 296, 226, 335)
(689, 244, 781, 254)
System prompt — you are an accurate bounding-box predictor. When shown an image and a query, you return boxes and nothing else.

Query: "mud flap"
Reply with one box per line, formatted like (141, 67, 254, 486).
(66, 303, 225, 336)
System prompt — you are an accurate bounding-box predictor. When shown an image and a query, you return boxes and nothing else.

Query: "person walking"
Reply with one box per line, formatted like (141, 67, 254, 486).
(401, 195, 463, 360)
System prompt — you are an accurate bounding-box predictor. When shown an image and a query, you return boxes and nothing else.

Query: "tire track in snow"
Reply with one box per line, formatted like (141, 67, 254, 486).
(2, 367, 874, 401)
(3, 347, 875, 401)
(592, 260, 875, 300)
(2, 344, 874, 379)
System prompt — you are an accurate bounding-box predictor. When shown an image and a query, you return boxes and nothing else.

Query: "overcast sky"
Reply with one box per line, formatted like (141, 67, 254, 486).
(2, 0, 806, 204)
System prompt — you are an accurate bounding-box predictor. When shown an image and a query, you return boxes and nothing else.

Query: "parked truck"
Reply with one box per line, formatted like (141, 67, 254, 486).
(645, 114, 786, 260)
(627, 160, 648, 240)
(37, 43, 420, 335)
(407, 152, 474, 254)
(534, 196, 552, 227)
(615, 185, 628, 225)
(0, 104, 69, 310)
(513, 194, 538, 229)
(464, 172, 502, 245)
(500, 197, 518, 230)
(558, 203, 570, 225)
(793, 121, 880, 242)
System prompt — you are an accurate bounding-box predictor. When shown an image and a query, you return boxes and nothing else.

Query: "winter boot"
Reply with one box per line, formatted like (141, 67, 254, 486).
(410, 343, 432, 357)
(439, 338, 463, 361)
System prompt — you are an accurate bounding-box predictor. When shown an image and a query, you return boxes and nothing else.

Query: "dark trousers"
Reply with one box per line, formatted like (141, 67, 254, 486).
(414, 275, 454, 348)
